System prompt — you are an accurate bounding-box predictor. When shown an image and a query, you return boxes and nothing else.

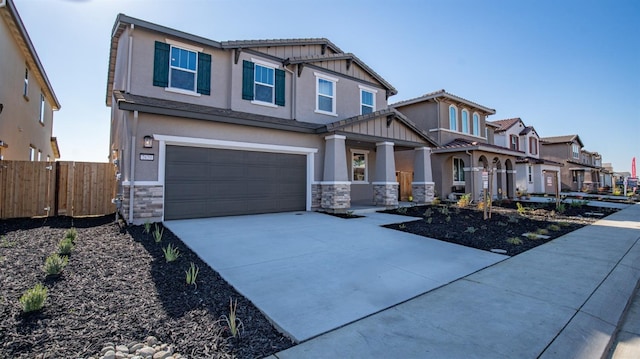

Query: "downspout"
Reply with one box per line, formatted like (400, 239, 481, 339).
(128, 110, 139, 224)
(434, 98, 442, 144)
(466, 150, 474, 200)
(126, 24, 134, 93)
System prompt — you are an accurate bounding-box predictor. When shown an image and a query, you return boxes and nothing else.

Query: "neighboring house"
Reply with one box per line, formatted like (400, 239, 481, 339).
(0, 0, 60, 161)
(107, 14, 437, 224)
(540, 134, 605, 192)
(489, 118, 562, 195)
(392, 89, 523, 201)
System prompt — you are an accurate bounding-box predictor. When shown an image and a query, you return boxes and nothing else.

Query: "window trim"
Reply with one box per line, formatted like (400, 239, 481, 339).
(359, 85, 377, 115)
(39, 93, 45, 124)
(23, 67, 29, 100)
(449, 105, 458, 131)
(251, 58, 280, 107)
(472, 112, 480, 136)
(461, 109, 469, 134)
(529, 137, 538, 155)
(510, 135, 519, 150)
(350, 149, 369, 183)
(453, 157, 465, 185)
(165, 39, 202, 94)
(315, 72, 338, 116)
(572, 144, 580, 159)
(528, 165, 533, 183)
(29, 146, 36, 161)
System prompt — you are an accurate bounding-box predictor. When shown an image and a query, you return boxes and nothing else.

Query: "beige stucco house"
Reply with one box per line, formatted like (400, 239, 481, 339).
(392, 90, 522, 202)
(489, 118, 562, 195)
(0, 0, 60, 161)
(107, 14, 437, 224)
(540, 134, 606, 192)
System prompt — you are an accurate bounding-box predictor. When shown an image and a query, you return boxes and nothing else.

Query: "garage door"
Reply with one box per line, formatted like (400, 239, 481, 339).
(165, 145, 307, 220)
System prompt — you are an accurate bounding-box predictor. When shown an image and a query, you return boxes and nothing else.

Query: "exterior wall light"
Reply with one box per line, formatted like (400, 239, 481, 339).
(143, 135, 153, 148)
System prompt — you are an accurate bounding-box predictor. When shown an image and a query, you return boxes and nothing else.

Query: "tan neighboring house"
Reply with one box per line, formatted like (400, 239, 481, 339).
(392, 89, 523, 201)
(489, 118, 562, 195)
(0, 0, 60, 161)
(540, 134, 605, 192)
(107, 14, 437, 224)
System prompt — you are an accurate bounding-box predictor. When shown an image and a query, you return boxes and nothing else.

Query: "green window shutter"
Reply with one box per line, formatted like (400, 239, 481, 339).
(153, 41, 170, 87)
(197, 52, 211, 95)
(242, 60, 254, 100)
(275, 69, 285, 106)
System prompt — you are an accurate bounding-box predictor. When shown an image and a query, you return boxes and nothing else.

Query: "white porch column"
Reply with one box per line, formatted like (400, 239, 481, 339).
(321, 135, 350, 211)
(412, 147, 435, 203)
(373, 141, 398, 207)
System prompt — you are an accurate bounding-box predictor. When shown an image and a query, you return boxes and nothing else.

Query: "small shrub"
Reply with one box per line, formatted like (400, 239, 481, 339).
(186, 262, 199, 287)
(1, 235, 15, 248)
(506, 237, 523, 245)
(153, 224, 164, 243)
(457, 193, 471, 208)
(423, 208, 433, 218)
(44, 253, 68, 276)
(143, 221, 152, 234)
(19, 283, 48, 313)
(559, 221, 571, 227)
(525, 233, 539, 240)
(398, 223, 406, 229)
(464, 226, 477, 234)
(438, 206, 450, 216)
(425, 217, 433, 224)
(221, 298, 244, 338)
(162, 243, 181, 262)
(431, 197, 441, 205)
(396, 207, 408, 215)
(65, 228, 78, 242)
(445, 216, 451, 222)
(555, 203, 566, 213)
(536, 228, 549, 235)
(548, 224, 561, 231)
(516, 202, 527, 215)
(58, 238, 74, 255)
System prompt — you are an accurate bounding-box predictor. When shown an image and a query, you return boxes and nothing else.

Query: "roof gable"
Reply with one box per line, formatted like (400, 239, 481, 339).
(541, 134, 583, 147)
(489, 118, 522, 133)
(391, 89, 496, 115)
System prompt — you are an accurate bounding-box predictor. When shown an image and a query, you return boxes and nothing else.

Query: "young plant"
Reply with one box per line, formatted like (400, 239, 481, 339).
(65, 228, 78, 242)
(43, 253, 68, 276)
(185, 262, 200, 287)
(464, 226, 477, 234)
(221, 298, 244, 338)
(162, 243, 181, 262)
(19, 283, 48, 313)
(425, 217, 433, 224)
(555, 203, 566, 214)
(1, 235, 15, 248)
(524, 233, 539, 240)
(506, 237, 523, 245)
(516, 202, 527, 215)
(398, 223, 406, 229)
(457, 193, 471, 208)
(445, 216, 451, 222)
(423, 208, 433, 218)
(547, 224, 561, 231)
(438, 206, 450, 216)
(396, 206, 408, 215)
(143, 221, 152, 234)
(58, 238, 74, 255)
(535, 228, 549, 235)
(431, 197, 441, 205)
(153, 224, 164, 243)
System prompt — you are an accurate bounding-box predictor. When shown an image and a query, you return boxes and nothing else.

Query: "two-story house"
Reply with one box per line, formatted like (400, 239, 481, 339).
(489, 118, 562, 195)
(0, 0, 61, 160)
(392, 90, 522, 202)
(107, 14, 437, 224)
(540, 134, 605, 192)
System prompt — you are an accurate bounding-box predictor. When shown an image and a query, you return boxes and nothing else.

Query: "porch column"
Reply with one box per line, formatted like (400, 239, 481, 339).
(321, 135, 350, 212)
(412, 147, 435, 204)
(373, 141, 398, 207)
(506, 169, 517, 198)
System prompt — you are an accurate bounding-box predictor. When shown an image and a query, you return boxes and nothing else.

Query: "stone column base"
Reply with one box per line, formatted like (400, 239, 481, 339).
(412, 182, 435, 204)
(311, 183, 322, 209)
(122, 184, 164, 225)
(373, 183, 399, 207)
(321, 183, 350, 213)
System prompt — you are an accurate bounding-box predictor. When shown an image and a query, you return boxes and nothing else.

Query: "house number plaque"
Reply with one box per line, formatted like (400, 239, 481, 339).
(140, 153, 154, 161)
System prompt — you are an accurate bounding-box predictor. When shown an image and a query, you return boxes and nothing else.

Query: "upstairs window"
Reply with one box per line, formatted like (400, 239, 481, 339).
(529, 137, 538, 155)
(351, 150, 368, 182)
(472, 113, 480, 136)
(449, 105, 458, 131)
(572, 144, 580, 159)
(24, 68, 29, 98)
(461, 109, 469, 133)
(37, 150, 42, 161)
(453, 158, 465, 183)
(39, 94, 45, 124)
(29, 146, 36, 161)
(510, 135, 519, 150)
(359, 85, 376, 115)
(528, 165, 533, 183)
(315, 73, 338, 115)
(242, 60, 285, 106)
(153, 41, 211, 95)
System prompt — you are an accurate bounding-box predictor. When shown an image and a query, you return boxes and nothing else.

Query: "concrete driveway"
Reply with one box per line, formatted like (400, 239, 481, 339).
(164, 211, 507, 342)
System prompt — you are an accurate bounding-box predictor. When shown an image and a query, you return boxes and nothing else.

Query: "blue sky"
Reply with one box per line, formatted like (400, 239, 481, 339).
(13, 0, 640, 172)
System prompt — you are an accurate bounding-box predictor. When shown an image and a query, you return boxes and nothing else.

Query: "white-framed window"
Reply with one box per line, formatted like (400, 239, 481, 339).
(529, 137, 538, 155)
(461, 109, 469, 133)
(449, 105, 458, 131)
(572, 144, 580, 159)
(24, 68, 29, 98)
(453, 157, 465, 184)
(351, 150, 369, 182)
(29, 146, 36, 161)
(359, 85, 376, 115)
(37, 150, 42, 161)
(39, 93, 45, 124)
(46, 155, 51, 162)
(169, 45, 198, 92)
(315, 72, 338, 115)
(472, 113, 480, 136)
(528, 165, 533, 183)
(510, 135, 519, 150)
(254, 63, 275, 104)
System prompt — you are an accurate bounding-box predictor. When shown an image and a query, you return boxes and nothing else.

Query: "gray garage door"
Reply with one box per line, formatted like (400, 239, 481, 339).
(165, 145, 307, 220)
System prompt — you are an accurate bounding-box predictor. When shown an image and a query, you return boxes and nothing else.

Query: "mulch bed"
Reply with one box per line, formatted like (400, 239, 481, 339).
(382, 201, 620, 256)
(0, 216, 293, 359)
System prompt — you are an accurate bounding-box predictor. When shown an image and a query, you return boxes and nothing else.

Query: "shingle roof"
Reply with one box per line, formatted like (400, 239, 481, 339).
(516, 156, 563, 166)
(519, 126, 536, 136)
(221, 38, 343, 53)
(390, 89, 496, 114)
(488, 118, 521, 132)
(433, 138, 524, 156)
(540, 134, 583, 147)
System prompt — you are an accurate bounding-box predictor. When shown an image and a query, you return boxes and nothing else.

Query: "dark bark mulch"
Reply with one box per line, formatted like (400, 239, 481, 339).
(0, 215, 293, 359)
(382, 201, 620, 256)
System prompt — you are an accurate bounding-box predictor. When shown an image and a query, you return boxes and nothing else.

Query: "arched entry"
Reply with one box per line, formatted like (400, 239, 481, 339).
(493, 157, 502, 199)
(505, 159, 514, 198)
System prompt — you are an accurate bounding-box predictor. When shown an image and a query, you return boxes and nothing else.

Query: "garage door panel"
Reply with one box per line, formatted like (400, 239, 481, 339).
(165, 145, 307, 220)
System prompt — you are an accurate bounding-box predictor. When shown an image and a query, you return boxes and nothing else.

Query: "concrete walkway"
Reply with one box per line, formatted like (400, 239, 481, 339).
(273, 203, 640, 358)
(165, 211, 507, 342)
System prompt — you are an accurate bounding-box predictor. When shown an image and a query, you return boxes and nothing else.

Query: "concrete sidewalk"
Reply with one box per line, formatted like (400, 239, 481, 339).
(274, 203, 640, 359)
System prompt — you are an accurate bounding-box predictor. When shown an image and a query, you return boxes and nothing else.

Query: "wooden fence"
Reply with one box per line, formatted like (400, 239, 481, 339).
(0, 161, 116, 219)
